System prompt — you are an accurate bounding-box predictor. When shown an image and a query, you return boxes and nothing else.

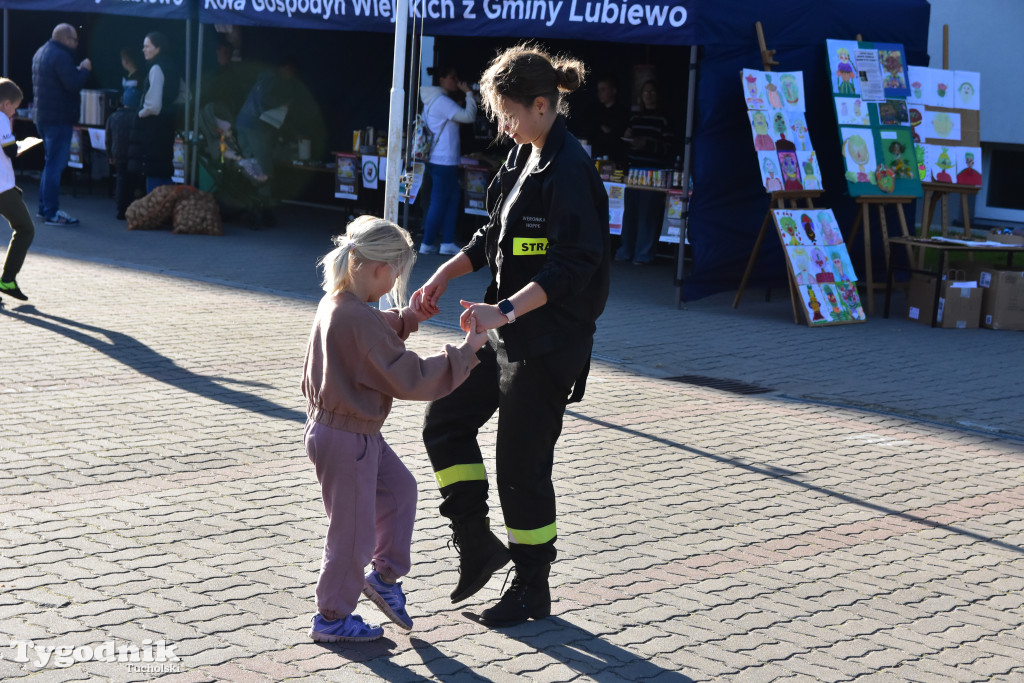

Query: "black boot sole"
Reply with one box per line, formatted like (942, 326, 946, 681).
(478, 603, 551, 628)
(450, 545, 512, 604)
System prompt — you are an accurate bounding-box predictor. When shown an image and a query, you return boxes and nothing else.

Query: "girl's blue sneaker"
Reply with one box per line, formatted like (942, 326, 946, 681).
(308, 613, 383, 642)
(362, 569, 413, 630)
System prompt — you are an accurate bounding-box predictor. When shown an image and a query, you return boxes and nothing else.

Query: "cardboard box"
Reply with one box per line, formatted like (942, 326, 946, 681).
(907, 271, 982, 328)
(978, 267, 1024, 330)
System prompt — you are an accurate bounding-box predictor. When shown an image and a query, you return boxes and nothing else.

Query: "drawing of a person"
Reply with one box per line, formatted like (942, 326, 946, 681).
(829, 250, 848, 280)
(780, 74, 801, 107)
(763, 157, 783, 192)
(844, 134, 874, 184)
(791, 247, 812, 283)
(957, 81, 975, 106)
(836, 48, 857, 94)
(801, 214, 816, 244)
(780, 152, 803, 191)
(934, 147, 954, 183)
(839, 282, 865, 319)
(823, 284, 851, 321)
(806, 285, 825, 321)
(765, 73, 782, 109)
(779, 216, 800, 245)
(751, 111, 774, 151)
(802, 154, 821, 190)
(744, 72, 763, 108)
(956, 152, 982, 186)
(773, 113, 795, 151)
(818, 211, 841, 245)
(790, 117, 809, 151)
(887, 141, 913, 179)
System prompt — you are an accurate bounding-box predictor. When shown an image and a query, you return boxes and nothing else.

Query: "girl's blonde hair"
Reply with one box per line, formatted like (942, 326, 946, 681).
(318, 215, 416, 306)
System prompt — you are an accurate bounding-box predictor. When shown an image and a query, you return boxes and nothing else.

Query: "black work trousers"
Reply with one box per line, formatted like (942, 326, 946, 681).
(423, 337, 592, 572)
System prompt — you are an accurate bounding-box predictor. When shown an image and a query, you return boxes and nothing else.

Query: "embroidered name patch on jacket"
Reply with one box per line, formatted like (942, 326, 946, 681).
(513, 238, 548, 255)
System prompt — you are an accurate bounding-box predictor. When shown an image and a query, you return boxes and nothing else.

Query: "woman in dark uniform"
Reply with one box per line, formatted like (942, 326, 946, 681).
(416, 44, 610, 627)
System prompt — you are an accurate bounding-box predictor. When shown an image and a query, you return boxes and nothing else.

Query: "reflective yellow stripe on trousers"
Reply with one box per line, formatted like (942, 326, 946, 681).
(506, 521, 557, 546)
(434, 463, 487, 489)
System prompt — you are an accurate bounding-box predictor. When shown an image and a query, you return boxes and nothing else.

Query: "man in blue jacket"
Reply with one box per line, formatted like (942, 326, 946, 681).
(32, 23, 91, 226)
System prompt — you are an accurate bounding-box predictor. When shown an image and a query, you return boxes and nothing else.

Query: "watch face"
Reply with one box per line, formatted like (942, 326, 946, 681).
(499, 300, 514, 315)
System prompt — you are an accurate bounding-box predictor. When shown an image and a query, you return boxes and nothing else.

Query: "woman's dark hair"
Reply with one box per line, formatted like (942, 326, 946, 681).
(427, 62, 458, 86)
(480, 44, 585, 120)
(145, 31, 168, 54)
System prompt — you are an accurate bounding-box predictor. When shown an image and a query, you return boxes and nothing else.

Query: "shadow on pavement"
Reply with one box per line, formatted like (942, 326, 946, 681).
(570, 409, 1024, 557)
(481, 615, 694, 681)
(1, 303, 306, 423)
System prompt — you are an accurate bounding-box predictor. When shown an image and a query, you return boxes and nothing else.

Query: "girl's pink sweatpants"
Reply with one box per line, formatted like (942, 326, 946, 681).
(304, 419, 417, 620)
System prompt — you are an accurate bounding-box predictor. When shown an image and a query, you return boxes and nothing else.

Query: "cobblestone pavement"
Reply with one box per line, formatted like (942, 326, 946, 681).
(1, 188, 1023, 681)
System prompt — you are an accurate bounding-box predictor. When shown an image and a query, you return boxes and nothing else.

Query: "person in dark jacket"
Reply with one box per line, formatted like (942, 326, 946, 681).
(416, 45, 610, 628)
(138, 31, 181, 193)
(31, 23, 92, 226)
(106, 51, 144, 220)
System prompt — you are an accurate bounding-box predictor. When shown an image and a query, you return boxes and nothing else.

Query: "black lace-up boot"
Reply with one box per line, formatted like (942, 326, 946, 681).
(448, 517, 512, 603)
(478, 564, 551, 627)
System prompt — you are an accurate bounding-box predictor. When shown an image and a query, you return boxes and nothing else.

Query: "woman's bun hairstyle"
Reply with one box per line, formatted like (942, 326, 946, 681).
(480, 43, 587, 121)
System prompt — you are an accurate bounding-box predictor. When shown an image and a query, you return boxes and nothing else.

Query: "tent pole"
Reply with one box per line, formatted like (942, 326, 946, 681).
(384, 0, 410, 223)
(183, 18, 193, 185)
(190, 23, 204, 187)
(3, 10, 8, 78)
(675, 44, 699, 309)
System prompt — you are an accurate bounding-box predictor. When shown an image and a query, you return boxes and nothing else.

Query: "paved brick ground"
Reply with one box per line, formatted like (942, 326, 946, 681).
(1, 187, 1023, 681)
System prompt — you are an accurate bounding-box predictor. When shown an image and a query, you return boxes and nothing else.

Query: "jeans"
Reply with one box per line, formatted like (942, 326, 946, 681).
(422, 163, 460, 247)
(615, 188, 666, 263)
(36, 123, 72, 220)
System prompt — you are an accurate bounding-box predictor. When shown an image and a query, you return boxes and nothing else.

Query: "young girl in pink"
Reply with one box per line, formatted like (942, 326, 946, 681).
(302, 216, 487, 642)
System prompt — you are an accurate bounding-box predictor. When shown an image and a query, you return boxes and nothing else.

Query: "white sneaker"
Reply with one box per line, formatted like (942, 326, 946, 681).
(419, 243, 439, 255)
(439, 242, 460, 255)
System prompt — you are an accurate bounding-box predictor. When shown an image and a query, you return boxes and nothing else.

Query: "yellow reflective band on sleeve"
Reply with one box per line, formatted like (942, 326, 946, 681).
(434, 463, 487, 489)
(512, 238, 548, 255)
(506, 521, 557, 546)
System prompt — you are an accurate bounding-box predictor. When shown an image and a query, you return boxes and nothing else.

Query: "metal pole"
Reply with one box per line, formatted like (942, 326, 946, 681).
(384, 0, 410, 223)
(3, 10, 8, 78)
(675, 44, 699, 308)
(190, 23, 204, 186)
(183, 18, 193, 185)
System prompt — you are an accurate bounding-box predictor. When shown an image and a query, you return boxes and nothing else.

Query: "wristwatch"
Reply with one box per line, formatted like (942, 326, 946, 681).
(497, 299, 516, 324)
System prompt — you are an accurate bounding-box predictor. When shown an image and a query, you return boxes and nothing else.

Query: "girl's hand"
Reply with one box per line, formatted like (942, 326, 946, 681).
(408, 289, 434, 323)
(459, 300, 506, 332)
(464, 314, 488, 351)
(417, 270, 449, 317)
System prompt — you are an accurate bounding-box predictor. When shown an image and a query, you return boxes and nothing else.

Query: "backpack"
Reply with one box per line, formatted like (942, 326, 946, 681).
(411, 98, 449, 161)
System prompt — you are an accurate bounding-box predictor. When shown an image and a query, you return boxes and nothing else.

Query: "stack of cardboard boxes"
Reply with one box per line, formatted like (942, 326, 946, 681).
(908, 259, 1024, 330)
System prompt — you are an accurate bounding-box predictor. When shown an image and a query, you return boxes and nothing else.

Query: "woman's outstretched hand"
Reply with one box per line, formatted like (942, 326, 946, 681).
(459, 300, 506, 332)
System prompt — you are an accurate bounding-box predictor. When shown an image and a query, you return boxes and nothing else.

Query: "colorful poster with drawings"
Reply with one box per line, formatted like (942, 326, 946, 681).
(660, 189, 685, 244)
(955, 147, 982, 186)
(743, 68, 822, 193)
(335, 153, 360, 200)
(826, 40, 922, 197)
(954, 71, 980, 110)
(773, 208, 866, 326)
(875, 43, 911, 98)
(463, 166, 490, 216)
(834, 96, 870, 126)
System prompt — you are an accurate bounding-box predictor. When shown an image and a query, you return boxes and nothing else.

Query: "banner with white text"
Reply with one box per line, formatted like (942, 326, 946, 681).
(199, 0, 698, 45)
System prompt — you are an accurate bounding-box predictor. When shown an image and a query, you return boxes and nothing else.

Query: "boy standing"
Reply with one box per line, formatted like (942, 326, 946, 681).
(0, 78, 35, 300)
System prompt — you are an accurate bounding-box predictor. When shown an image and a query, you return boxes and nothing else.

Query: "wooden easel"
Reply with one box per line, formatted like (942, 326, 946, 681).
(916, 26, 981, 247)
(733, 22, 824, 323)
(846, 196, 916, 314)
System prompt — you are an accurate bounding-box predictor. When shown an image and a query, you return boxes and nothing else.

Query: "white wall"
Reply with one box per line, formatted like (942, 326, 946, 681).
(927, 0, 1024, 145)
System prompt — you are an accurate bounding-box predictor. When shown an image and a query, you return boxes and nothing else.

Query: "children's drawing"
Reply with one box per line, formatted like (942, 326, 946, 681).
(749, 110, 775, 151)
(742, 68, 765, 109)
(914, 141, 927, 181)
(955, 148, 982, 186)
(840, 128, 877, 184)
(835, 97, 870, 126)
(822, 284, 853, 321)
(776, 213, 803, 246)
(801, 284, 828, 322)
(954, 71, 980, 110)
(928, 145, 956, 183)
(827, 40, 861, 96)
(926, 111, 961, 140)
(877, 100, 909, 126)
(779, 72, 805, 111)
(798, 151, 822, 190)
(789, 247, 814, 284)
(838, 282, 866, 321)
(908, 106, 924, 143)
(789, 115, 811, 151)
(875, 43, 910, 98)
(906, 65, 928, 105)
(927, 69, 954, 108)
(764, 73, 784, 110)
(772, 112, 795, 151)
(817, 210, 842, 245)
(810, 247, 836, 283)
(875, 164, 895, 193)
(778, 150, 803, 190)
(880, 129, 916, 179)
(827, 245, 857, 282)
(758, 151, 784, 192)
(800, 213, 817, 244)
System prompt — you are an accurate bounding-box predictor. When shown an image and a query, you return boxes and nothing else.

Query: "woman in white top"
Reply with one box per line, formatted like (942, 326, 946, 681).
(138, 31, 180, 193)
(418, 64, 477, 255)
